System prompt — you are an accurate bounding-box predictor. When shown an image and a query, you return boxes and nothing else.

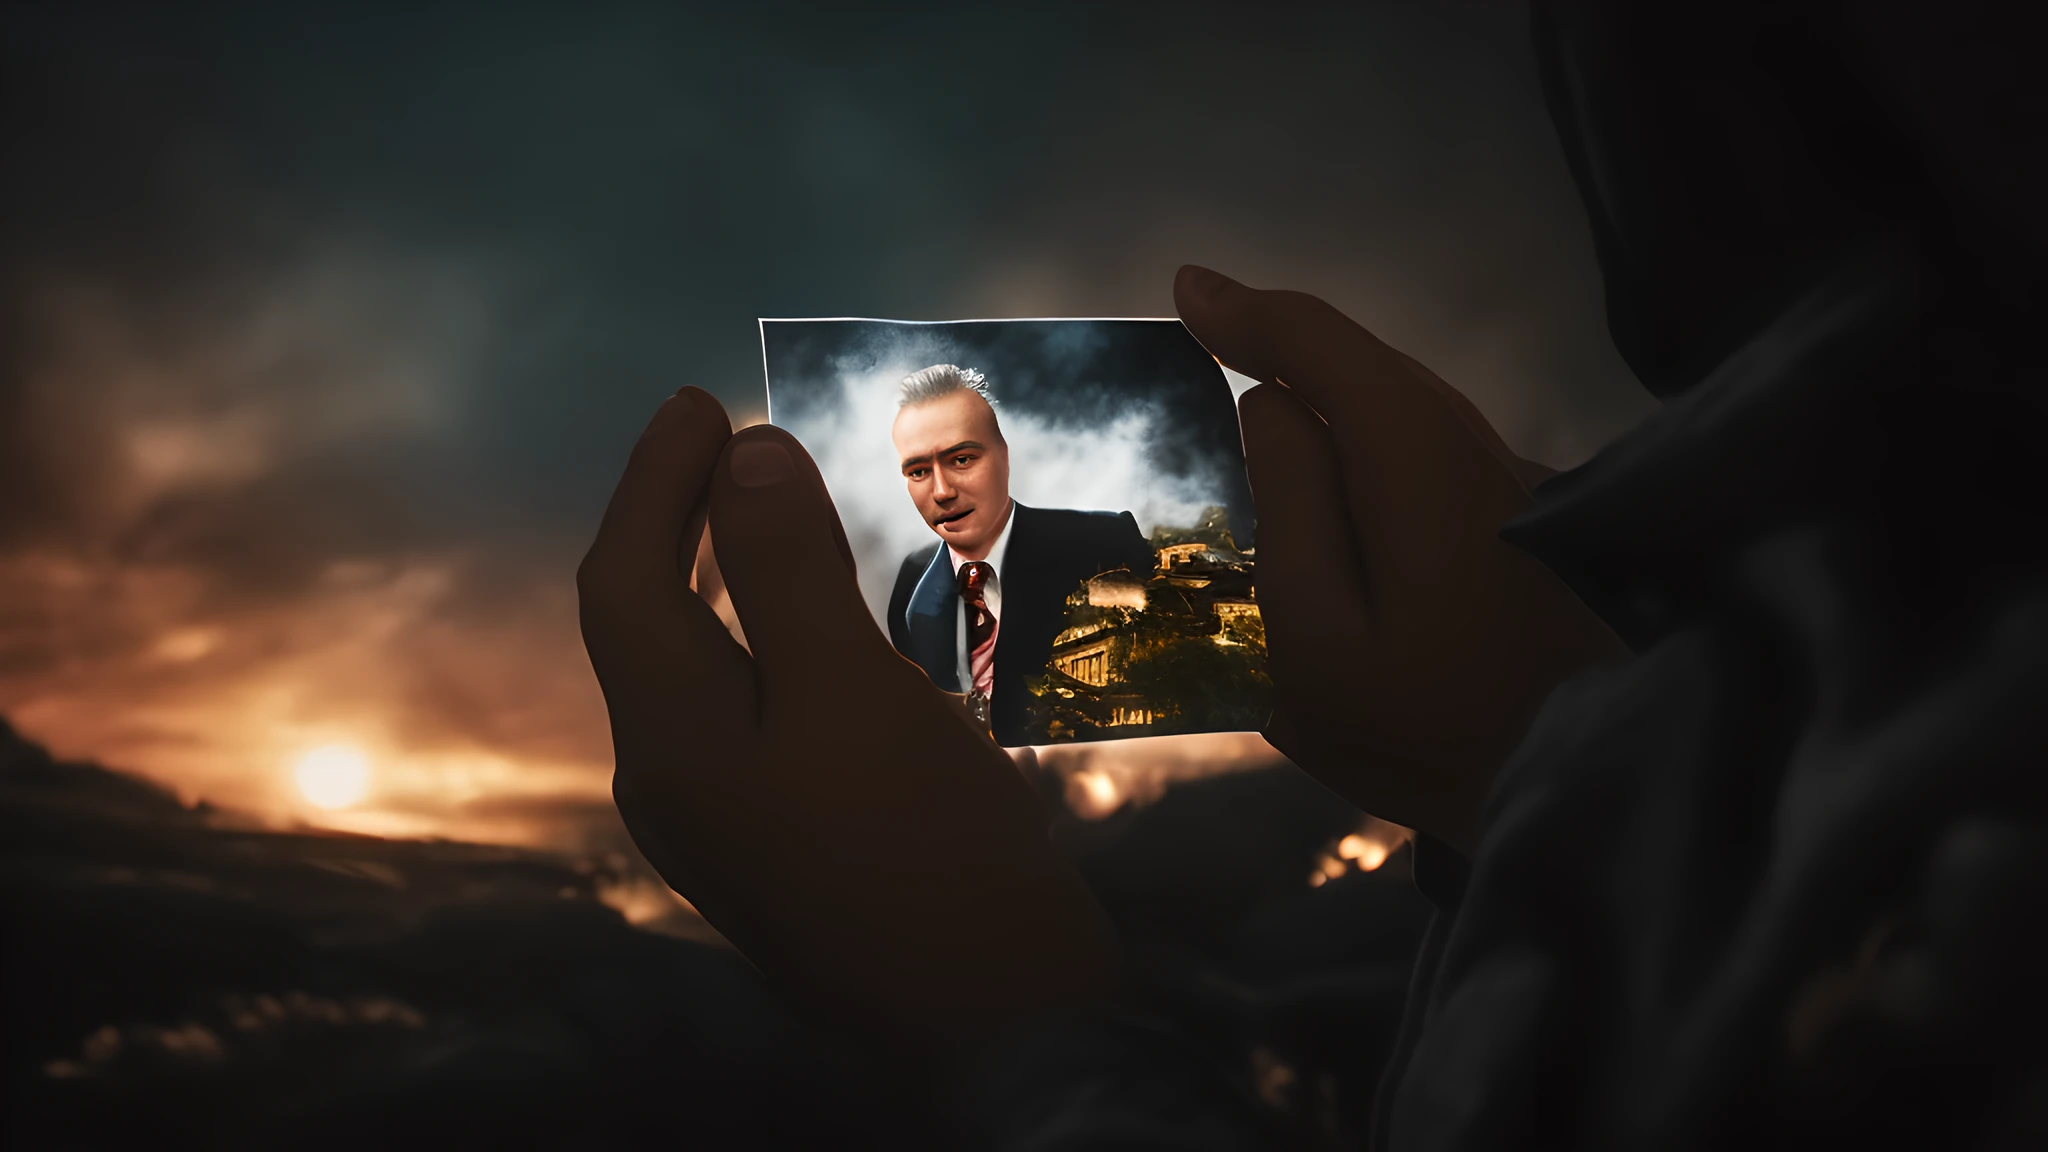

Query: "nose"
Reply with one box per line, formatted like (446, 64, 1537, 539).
(931, 470, 956, 501)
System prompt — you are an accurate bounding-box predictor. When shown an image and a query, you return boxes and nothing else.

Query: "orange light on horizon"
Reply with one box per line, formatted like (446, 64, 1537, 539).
(292, 744, 372, 810)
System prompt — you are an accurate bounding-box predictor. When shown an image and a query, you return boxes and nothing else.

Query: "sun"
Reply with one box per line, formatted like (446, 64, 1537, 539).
(292, 744, 372, 810)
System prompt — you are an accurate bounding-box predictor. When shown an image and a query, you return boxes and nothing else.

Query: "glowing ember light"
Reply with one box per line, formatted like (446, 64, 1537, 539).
(292, 745, 372, 810)
(1338, 833, 1391, 872)
(596, 874, 692, 927)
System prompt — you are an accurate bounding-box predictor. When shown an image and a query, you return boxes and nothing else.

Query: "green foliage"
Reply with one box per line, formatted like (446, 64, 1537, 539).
(1113, 628, 1272, 736)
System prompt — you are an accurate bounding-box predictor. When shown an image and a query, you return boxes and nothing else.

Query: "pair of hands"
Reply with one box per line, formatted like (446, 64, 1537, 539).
(577, 266, 1623, 1060)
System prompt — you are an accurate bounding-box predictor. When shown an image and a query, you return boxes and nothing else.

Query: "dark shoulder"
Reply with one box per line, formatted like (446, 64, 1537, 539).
(1016, 505, 1153, 566)
(1026, 506, 1116, 525)
(1020, 506, 1141, 537)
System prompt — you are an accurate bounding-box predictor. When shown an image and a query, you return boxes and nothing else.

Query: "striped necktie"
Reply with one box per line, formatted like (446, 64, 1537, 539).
(957, 561, 998, 703)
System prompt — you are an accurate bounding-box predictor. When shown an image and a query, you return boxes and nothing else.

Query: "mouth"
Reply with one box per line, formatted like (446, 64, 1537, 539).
(933, 507, 974, 528)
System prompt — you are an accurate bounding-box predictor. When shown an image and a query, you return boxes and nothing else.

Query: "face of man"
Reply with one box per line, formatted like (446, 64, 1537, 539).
(891, 389, 1012, 560)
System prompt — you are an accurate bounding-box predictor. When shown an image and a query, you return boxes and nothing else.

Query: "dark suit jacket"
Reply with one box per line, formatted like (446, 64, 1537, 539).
(887, 502, 1155, 746)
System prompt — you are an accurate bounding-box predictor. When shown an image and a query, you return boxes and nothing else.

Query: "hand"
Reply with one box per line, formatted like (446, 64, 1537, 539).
(577, 388, 1119, 1058)
(1175, 266, 1628, 853)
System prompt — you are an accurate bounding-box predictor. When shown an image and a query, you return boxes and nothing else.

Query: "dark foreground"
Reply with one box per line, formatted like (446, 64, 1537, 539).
(3, 717, 1427, 1149)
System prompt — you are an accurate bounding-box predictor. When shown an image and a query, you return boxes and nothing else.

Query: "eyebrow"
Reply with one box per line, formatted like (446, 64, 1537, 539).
(900, 440, 986, 471)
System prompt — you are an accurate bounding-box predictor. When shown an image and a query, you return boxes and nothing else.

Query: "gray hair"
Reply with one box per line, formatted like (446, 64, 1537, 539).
(898, 363, 994, 409)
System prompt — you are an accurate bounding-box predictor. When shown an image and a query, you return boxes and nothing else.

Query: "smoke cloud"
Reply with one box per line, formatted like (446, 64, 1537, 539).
(765, 321, 1246, 622)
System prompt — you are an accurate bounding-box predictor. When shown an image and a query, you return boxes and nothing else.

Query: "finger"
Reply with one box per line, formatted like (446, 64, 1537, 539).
(1178, 266, 1528, 595)
(611, 768, 771, 964)
(582, 387, 734, 600)
(1177, 265, 1520, 483)
(707, 425, 892, 704)
(579, 387, 754, 734)
(1383, 344, 1540, 487)
(1176, 265, 1431, 432)
(1237, 381, 1374, 650)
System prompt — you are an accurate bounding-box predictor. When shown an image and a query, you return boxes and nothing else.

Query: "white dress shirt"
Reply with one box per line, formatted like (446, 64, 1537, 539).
(947, 499, 1015, 694)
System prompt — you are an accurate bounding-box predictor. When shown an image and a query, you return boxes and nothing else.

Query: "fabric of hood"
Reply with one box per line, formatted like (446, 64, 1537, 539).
(1529, 0, 2040, 403)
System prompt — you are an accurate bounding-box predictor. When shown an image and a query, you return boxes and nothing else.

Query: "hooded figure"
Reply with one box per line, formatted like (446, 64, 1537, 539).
(966, 3, 2047, 1148)
(1374, 4, 2046, 1149)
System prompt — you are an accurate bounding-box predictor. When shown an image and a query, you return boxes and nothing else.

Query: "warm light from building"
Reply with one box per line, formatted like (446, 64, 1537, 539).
(1309, 819, 1412, 886)
(1338, 833, 1390, 871)
(1085, 577, 1148, 610)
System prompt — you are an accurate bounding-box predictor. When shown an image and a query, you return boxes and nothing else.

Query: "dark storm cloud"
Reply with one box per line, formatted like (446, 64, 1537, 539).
(0, 1, 1652, 834)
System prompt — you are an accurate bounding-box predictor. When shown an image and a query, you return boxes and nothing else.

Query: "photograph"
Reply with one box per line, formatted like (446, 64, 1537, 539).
(761, 318, 1270, 747)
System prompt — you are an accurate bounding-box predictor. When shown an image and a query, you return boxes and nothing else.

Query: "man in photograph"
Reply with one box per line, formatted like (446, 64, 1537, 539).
(885, 364, 1156, 745)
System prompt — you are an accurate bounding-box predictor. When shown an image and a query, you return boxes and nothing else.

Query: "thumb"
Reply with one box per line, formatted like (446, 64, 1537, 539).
(708, 426, 898, 708)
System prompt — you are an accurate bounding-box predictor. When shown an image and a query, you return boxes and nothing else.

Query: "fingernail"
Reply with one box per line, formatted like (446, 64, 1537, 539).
(730, 440, 794, 487)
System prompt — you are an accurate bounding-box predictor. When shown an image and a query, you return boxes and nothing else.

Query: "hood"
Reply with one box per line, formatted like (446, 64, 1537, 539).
(1531, 0, 2040, 400)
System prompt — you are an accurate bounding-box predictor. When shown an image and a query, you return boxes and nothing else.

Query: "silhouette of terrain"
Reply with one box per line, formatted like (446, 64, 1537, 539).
(4, 715, 1427, 1148)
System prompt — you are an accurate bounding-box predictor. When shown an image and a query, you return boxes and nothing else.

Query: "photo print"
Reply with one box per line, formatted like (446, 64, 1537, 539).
(758, 318, 1269, 748)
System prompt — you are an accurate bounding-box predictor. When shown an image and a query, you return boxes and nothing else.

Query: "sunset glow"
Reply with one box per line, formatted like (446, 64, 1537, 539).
(292, 745, 372, 810)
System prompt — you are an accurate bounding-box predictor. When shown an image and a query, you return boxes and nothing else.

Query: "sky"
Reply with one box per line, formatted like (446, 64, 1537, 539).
(0, 1, 1654, 848)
